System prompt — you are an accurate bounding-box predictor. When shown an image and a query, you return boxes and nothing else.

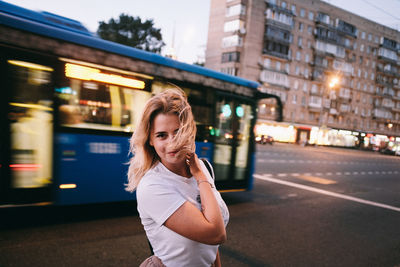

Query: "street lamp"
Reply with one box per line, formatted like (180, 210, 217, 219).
(317, 75, 340, 145)
(329, 76, 339, 89)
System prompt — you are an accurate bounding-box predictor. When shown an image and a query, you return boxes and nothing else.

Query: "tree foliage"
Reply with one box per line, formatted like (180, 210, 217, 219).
(97, 13, 165, 53)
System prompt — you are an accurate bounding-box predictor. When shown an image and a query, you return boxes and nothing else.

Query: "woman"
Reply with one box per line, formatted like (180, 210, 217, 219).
(126, 88, 229, 267)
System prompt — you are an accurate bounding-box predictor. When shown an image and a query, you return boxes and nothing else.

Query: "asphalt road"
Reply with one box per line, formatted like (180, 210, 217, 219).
(1, 143, 399, 267)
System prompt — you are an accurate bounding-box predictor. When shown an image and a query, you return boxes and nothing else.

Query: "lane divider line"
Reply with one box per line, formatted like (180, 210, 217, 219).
(254, 174, 400, 213)
(294, 175, 337, 185)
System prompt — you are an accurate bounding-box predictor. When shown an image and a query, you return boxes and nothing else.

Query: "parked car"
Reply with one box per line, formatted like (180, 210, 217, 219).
(256, 135, 274, 145)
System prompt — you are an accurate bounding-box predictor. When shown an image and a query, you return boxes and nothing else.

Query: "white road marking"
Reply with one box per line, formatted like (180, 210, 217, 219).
(254, 174, 400, 212)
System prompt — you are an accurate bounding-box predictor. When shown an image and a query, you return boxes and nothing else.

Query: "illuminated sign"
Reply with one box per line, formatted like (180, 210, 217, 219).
(236, 106, 244, 117)
(65, 63, 145, 89)
(222, 104, 232, 117)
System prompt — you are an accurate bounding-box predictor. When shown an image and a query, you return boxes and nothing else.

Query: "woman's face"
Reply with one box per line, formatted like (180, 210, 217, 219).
(150, 113, 185, 167)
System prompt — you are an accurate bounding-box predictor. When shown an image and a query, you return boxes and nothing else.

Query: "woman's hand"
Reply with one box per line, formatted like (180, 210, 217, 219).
(186, 152, 202, 178)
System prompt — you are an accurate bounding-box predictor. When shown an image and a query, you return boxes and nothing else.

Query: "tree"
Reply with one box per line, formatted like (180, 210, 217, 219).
(97, 14, 165, 53)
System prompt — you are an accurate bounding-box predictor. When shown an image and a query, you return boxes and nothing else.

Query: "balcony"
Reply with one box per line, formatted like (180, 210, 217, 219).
(336, 19, 357, 38)
(376, 64, 399, 77)
(262, 48, 289, 60)
(310, 87, 322, 96)
(265, 5, 294, 30)
(380, 37, 398, 51)
(339, 104, 351, 113)
(377, 47, 398, 63)
(376, 77, 394, 88)
(316, 12, 330, 26)
(372, 108, 393, 121)
(315, 26, 340, 45)
(264, 25, 292, 45)
(329, 108, 338, 115)
(392, 106, 400, 113)
(259, 69, 290, 89)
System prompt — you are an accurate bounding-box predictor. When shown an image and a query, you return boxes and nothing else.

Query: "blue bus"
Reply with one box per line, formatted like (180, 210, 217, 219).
(0, 1, 280, 206)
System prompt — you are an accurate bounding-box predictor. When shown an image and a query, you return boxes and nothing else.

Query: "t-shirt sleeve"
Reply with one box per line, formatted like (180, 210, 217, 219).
(137, 178, 186, 226)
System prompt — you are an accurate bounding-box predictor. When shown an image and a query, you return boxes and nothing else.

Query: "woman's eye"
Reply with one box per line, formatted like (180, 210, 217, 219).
(156, 133, 166, 138)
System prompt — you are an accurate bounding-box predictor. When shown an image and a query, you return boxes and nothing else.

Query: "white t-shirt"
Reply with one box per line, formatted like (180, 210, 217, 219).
(136, 160, 229, 267)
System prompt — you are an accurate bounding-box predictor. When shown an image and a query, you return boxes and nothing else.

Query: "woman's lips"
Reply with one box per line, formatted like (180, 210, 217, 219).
(167, 150, 179, 156)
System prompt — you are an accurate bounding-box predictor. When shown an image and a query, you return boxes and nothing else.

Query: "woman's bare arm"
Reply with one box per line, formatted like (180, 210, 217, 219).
(164, 154, 226, 245)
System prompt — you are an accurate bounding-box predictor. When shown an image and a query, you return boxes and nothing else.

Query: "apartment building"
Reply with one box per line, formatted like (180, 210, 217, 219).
(205, 0, 400, 148)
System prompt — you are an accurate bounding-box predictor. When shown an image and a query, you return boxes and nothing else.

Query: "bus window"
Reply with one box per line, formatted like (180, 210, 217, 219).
(214, 98, 235, 181)
(56, 61, 152, 132)
(184, 87, 214, 143)
(7, 60, 54, 188)
(234, 103, 253, 180)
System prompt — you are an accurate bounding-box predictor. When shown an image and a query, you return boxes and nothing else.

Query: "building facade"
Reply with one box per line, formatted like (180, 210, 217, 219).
(205, 0, 400, 149)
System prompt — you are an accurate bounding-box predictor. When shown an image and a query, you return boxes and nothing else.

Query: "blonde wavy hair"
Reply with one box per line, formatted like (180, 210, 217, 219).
(126, 88, 196, 192)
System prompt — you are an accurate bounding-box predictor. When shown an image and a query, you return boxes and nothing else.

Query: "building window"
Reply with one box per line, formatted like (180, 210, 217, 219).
(221, 67, 237, 76)
(296, 51, 301, 61)
(281, 1, 287, 8)
(291, 4, 296, 15)
(294, 79, 299, 90)
(221, 51, 240, 62)
(361, 31, 366, 39)
(264, 58, 271, 68)
(298, 36, 303, 47)
(300, 8, 305, 17)
(305, 54, 309, 63)
(276, 61, 281, 71)
(299, 22, 303, 32)
(307, 26, 312, 35)
(368, 33, 372, 41)
(308, 11, 314, 20)
(292, 94, 297, 104)
(303, 81, 308, 92)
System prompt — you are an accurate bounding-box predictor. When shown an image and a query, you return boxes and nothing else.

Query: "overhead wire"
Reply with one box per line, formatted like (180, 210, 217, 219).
(360, 0, 400, 21)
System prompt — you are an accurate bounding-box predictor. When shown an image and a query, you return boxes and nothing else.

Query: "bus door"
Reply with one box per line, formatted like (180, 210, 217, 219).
(0, 51, 54, 205)
(213, 94, 255, 190)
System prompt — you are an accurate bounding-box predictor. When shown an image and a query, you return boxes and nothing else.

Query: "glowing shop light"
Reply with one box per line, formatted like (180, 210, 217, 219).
(10, 102, 53, 111)
(7, 60, 54, 72)
(65, 63, 145, 89)
(59, 184, 77, 189)
(10, 164, 42, 171)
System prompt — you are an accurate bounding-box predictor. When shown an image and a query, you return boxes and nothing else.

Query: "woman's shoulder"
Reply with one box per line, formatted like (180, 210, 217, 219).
(137, 162, 177, 191)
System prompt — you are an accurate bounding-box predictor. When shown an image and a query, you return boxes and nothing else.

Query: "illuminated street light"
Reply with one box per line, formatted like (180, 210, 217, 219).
(388, 123, 393, 129)
(329, 76, 340, 88)
(317, 75, 341, 145)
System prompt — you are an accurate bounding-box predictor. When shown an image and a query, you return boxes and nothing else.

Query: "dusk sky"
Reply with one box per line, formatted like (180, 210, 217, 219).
(4, 0, 400, 64)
